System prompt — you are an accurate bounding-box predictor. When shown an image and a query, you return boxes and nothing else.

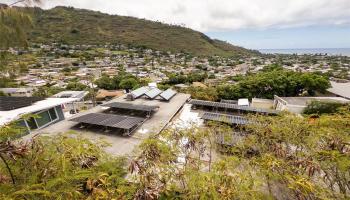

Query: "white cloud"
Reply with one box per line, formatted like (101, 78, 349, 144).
(3, 0, 350, 31)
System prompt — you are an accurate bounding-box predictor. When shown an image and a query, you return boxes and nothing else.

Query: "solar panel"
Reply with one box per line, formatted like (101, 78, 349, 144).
(189, 99, 279, 115)
(144, 88, 162, 99)
(69, 113, 145, 130)
(0, 96, 44, 111)
(103, 102, 159, 112)
(220, 99, 238, 104)
(159, 89, 177, 101)
(130, 87, 150, 99)
(201, 112, 250, 125)
(60, 94, 73, 98)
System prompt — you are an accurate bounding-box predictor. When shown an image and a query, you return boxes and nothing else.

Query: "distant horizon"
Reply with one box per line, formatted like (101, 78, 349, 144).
(257, 47, 350, 50)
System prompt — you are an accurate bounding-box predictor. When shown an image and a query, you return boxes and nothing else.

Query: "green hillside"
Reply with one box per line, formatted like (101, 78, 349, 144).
(26, 6, 257, 56)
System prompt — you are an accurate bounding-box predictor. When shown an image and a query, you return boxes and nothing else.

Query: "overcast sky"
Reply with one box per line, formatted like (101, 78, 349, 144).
(3, 0, 350, 49)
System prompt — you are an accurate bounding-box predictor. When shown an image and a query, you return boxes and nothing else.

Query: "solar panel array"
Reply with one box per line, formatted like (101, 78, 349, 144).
(69, 113, 145, 129)
(103, 102, 159, 112)
(144, 88, 163, 99)
(201, 112, 250, 125)
(189, 99, 279, 115)
(159, 89, 177, 101)
(220, 99, 238, 104)
(130, 87, 150, 99)
(0, 97, 44, 111)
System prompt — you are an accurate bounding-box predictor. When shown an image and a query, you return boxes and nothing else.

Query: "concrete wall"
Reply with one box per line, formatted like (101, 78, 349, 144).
(251, 98, 274, 109)
(274, 100, 305, 114)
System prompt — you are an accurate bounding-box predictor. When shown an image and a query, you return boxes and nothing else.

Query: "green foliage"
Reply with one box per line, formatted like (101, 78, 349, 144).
(303, 100, 345, 115)
(0, 132, 131, 199)
(0, 76, 18, 88)
(66, 81, 88, 91)
(0, 7, 32, 48)
(32, 86, 65, 97)
(162, 72, 207, 85)
(119, 78, 139, 90)
(95, 73, 141, 90)
(261, 63, 283, 72)
(24, 6, 257, 56)
(186, 86, 219, 101)
(95, 75, 115, 90)
(217, 69, 331, 99)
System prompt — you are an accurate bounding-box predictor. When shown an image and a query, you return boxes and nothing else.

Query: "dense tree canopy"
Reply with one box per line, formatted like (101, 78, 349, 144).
(162, 72, 207, 85)
(65, 81, 88, 91)
(217, 68, 330, 100)
(95, 73, 141, 90)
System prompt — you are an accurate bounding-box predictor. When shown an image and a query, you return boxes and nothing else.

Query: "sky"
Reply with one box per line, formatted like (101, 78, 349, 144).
(3, 0, 350, 50)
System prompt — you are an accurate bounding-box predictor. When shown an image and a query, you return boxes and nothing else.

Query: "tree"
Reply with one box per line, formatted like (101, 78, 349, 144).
(119, 78, 139, 91)
(303, 100, 345, 115)
(0, 127, 131, 199)
(186, 86, 218, 101)
(33, 86, 64, 97)
(66, 81, 88, 91)
(216, 69, 331, 100)
(95, 75, 115, 90)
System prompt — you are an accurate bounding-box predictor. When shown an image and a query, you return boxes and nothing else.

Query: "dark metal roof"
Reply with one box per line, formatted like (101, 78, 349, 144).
(159, 89, 177, 101)
(102, 102, 159, 112)
(69, 113, 145, 129)
(144, 88, 163, 99)
(189, 99, 279, 115)
(201, 112, 250, 125)
(130, 87, 150, 99)
(0, 96, 44, 111)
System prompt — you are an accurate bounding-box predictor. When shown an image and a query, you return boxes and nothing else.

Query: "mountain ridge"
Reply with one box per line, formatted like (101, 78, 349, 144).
(25, 6, 258, 56)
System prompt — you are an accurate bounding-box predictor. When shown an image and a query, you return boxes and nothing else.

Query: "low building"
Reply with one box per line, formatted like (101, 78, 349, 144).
(327, 81, 350, 100)
(53, 91, 89, 101)
(0, 96, 78, 134)
(273, 95, 349, 114)
(96, 90, 124, 101)
(0, 88, 34, 97)
(238, 98, 250, 106)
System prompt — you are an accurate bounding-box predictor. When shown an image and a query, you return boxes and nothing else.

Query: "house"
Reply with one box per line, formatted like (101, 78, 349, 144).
(53, 91, 89, 101)
(327, 81, 350, 100)
(0, 96, 78, 134)
(96, 90, 124, 101)
(174, 84, 189, 90)
(0, 88, 34, 97)
(273, 95, 349, 114)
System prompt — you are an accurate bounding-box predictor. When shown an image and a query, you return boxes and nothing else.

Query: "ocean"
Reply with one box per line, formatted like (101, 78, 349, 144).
(259, 48, 350, 56)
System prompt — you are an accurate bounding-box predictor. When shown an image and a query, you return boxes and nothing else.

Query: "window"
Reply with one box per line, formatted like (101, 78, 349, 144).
(36, 111, 51, 128)
(27, 117, 38, 130)
(26, 107, 59, 130)
(49, 108, 58, 120)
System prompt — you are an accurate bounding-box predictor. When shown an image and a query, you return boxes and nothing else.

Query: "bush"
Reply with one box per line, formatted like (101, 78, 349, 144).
(303, 100, 345, 115)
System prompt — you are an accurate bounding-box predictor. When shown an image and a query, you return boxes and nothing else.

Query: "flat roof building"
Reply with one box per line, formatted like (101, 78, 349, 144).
(0, 87, 34, 97)
(0, 97, 78, 134)
(274, 95, 349, 114)
(327, 81, 350, 100)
